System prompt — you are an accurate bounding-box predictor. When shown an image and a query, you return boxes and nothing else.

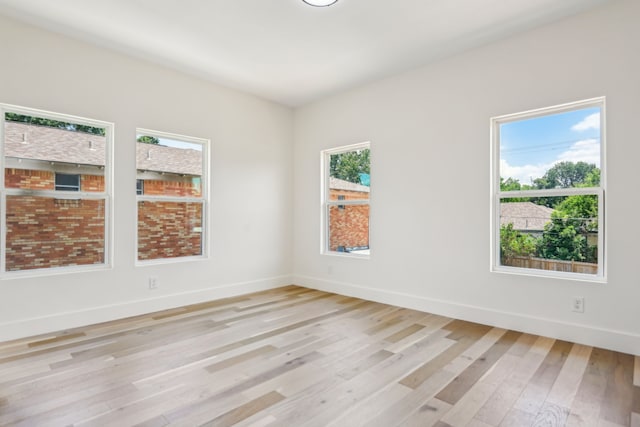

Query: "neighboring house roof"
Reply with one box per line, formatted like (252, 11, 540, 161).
(4, 121, 202, 176)
(136, 143, 202, 176)
(500, 202, 553, 232)
(5, 121, 106, 167)
(329, 176, 370, 193)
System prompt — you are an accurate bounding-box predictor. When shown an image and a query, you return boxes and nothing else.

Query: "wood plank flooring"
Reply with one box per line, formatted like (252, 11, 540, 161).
(0, 285, 638, 426)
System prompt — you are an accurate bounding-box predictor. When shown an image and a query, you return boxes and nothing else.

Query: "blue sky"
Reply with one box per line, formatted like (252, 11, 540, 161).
(500, 106, 601, 186)
(137, 134, 203, 151)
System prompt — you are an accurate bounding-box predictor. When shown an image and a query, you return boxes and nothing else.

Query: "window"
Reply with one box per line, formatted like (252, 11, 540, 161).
(1, 104, 112, 274)
(136, 129, 208, 263)
(55, 173, 80, 191)
(491, 98, 605, 280)
(322, 142, 370, 257)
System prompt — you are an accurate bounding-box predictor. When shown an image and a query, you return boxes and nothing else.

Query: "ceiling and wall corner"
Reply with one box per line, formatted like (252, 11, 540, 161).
(0, 0, 615, 107)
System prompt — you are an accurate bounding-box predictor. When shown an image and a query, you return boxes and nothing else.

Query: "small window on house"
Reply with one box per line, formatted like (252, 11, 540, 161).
(321, 142, 370, 257)
(1, 104, 113, 275)
(491, 98, 605, 281)
(55, 173, 80, 191)
(136, 129, 209, 263)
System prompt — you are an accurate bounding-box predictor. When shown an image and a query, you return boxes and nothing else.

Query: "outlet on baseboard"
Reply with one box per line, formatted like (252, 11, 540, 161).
(572, 296, 584, 313)
(149, 277, 158, 290)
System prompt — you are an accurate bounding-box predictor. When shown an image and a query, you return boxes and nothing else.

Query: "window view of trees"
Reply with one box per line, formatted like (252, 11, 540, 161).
(500, 162, 599, 266)
(324, 144, 370, 255)
(329, 148, 370, 185)
(495, 99, 604, 277)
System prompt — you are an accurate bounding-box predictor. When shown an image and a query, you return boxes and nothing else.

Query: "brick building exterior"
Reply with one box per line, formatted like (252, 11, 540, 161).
(328, 177, 369, 252)
(3, 121, 203, 271)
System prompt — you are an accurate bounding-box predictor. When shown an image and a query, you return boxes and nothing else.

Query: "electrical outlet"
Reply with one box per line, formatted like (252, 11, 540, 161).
(148, 277, 158, 290)
(572, 296, 584, 313)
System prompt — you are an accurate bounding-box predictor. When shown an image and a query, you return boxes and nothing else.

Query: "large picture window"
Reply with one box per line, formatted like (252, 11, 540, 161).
(1, 105, 112, 275)
(136, 129, 208, 263)
(491, 98, 605, 280)
(321, 142, 370, 257)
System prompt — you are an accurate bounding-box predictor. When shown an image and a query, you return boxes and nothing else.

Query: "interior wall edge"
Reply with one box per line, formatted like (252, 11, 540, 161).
(0, 274, 292, 343)
(293, 275, 640, 356)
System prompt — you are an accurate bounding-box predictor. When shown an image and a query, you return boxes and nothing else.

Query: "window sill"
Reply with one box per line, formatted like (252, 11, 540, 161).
(491, 265, 606, 284)
(322, 251, 370, 260)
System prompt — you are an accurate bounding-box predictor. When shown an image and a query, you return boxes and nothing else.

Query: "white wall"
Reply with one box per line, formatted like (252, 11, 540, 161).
(0, 15, 294, 341)
(293, 0, 640, 355)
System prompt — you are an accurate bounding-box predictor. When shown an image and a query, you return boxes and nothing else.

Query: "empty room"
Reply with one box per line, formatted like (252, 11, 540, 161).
(0, 0, 638, 425)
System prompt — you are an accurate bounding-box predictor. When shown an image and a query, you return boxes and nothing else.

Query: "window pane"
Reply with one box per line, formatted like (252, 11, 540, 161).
(136, 135, 203, 197)
(499, 106, 601, 191)
(55, 173, 80, 191)
(328, 204, 369, 254)
(137, 201, 203, 260)
(5, 195, 105, 271)
(2, 110, 110, 274)
(499, 195, 598, 275)
(4, 114, 106, 174)
(328, 148, 370, 200)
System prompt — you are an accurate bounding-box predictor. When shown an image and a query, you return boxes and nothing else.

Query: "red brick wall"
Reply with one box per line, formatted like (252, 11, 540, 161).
(5, 196, 105, 271)
(137, 201, 203, 260)
(81, 175, 105, 192)
(328, 204, 369, 251)
(4, 168, 54, 190)
(328, 188, 369, 251)
(329, 188, 369, 201)
(3, 168, 205, 268)
(143, 179, 201, 197)
(4, 168, 104, 192)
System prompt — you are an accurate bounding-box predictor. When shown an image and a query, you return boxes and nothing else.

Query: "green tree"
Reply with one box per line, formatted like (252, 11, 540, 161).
(137, 135, 160, 144)
(500, 223, 538, 263)
(500, 177, 522, 192)
(330, 148, 370, 184)
(499, 177, 535, 202)
(537, 194, 598, 262)
(533, 161, 598, 189)
(532, 161, 599, 208)
(5, 113, 105, 135)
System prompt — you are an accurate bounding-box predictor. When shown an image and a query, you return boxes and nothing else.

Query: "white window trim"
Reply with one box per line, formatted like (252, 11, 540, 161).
(321, 141, 371, 259)
(135, 128, 210, 266)
(490, 97, 606, 282)
(0, 103, 114, 278)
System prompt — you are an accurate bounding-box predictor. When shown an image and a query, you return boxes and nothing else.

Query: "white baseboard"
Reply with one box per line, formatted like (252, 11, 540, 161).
(0, 275, 292, 342)
(294, 275, 640, 356)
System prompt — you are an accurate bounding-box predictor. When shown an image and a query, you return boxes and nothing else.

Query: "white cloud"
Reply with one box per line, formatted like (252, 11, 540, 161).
(571, 112, 600, 132)
(500, 159, 548, 186)
(501, 139, 600, 184)
(557, 139, 600, 166)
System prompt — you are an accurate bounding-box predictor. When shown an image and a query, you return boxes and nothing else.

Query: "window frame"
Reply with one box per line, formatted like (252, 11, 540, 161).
(490, 97, 606, 282)
(135, 128, 210, 265)
(321, 141, 371, 259)
(0, 103, 114, 277)
(55, 173, 81, 191)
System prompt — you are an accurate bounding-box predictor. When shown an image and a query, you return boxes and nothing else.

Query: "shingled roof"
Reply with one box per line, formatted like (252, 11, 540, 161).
(500, 202, 554, 232)
(329, 176, 370, 193)
(4, 121, 202, 176)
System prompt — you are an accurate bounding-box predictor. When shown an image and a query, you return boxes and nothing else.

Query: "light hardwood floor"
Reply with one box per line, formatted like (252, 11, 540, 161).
(0, 285, 638, 426)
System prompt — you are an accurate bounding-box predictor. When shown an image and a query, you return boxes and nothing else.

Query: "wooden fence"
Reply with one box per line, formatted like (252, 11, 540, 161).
(503, 256, 597, 274)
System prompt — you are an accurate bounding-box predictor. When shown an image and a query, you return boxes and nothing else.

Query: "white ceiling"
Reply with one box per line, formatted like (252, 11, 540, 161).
(0, 0, 613, 106)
